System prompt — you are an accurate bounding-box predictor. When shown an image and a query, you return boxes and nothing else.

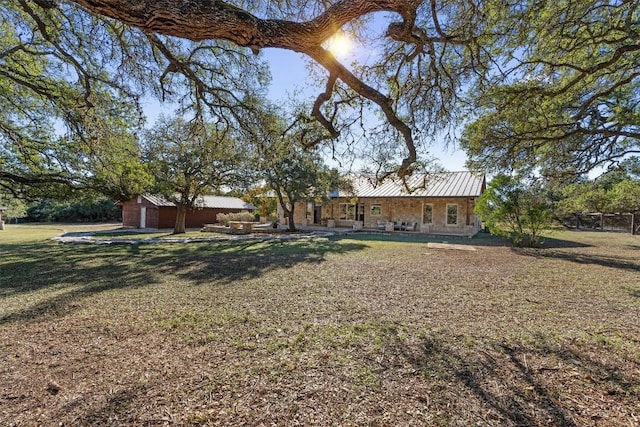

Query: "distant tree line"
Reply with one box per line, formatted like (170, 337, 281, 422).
(554, 164, 640, 233)
(22, 198, 121, 223)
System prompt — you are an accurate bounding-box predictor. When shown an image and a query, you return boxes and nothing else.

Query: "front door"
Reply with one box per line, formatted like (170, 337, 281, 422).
(314, 205, 322, 224)
(358, 203, 365, 222)
(140, 207, 146, 228)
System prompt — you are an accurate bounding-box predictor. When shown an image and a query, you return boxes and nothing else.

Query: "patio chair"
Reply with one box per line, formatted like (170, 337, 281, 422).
(405, 222, 417, 231)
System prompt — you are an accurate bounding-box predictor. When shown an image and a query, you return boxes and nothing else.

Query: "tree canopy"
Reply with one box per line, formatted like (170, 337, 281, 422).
(64, 0, 639, 178)
(1, 0, 267, 199)
(1, 1, 147, 198)
(460, 1, 639, 179)
(556, 166, 640, 217)
(542, 161, 640, 233)
(254, 112, 345, 231)
(2, 0, 639, 198)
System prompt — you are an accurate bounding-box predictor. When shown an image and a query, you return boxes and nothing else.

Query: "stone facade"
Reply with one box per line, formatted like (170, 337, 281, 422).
(278, 172, 485, 235)
(287, 196, 481, 236)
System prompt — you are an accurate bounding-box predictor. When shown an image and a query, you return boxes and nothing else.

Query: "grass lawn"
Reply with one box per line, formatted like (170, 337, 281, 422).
(1, 224, 639, 426)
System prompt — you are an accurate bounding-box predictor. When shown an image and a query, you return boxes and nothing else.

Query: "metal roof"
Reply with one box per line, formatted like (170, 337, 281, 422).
(142, 194, 256, 210)
(333, 171, 485, 198)
(142, 194, 175, 207)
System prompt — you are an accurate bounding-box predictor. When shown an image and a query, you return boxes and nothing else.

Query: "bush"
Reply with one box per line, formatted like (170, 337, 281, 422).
(216, 211, 255, 226)
(234, 211, 255, 222)
(475, 175, 552, 247)
(216, 213, 230, 225)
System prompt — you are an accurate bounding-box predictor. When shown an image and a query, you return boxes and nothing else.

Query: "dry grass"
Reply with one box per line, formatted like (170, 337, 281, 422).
(1, 225, 639, 426)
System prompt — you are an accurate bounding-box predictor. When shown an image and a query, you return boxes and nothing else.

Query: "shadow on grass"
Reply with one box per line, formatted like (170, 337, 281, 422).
(171, 237, 366, 285)
(0, 237, 367, 325)
(340, 231, 512, 246)
(387, 330, 638, 425)
(63, 386, 146, 426)
(397, 337, 574, 425)
(626, 287, 640, 298)
(344, 231, 595, 249)
(535, 236, 592, 249)
(515, 247, 640, 273)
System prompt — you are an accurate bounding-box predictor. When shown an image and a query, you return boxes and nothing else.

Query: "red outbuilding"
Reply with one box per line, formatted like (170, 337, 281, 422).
(119, 194, 256, 229)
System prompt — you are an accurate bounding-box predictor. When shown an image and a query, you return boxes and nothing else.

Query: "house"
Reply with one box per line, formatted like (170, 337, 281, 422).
(120, 194, 257, 229)
(285, 171, 486, 236)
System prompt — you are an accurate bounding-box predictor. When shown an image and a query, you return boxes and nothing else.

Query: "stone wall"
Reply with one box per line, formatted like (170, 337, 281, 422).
(278, 202, 313, 227)
(326, 197, 480, 236)
(286, 197, 481, 236)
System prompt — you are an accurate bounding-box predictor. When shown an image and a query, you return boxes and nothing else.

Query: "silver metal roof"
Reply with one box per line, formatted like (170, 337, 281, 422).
(142, 194, 175, 207)
(334, 171, 485, 198)
(142, 194, 256, 210)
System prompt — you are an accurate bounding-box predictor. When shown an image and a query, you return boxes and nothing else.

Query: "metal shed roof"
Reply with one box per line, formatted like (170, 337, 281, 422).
(142, 194, 256, 210)
(333, 171, 485, 198)
(142, 194, 175, 207)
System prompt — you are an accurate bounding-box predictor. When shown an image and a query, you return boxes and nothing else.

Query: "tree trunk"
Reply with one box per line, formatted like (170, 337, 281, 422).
(287, 204, 297, 232)
(174, 204, 187, 234)
(632, 212, 637, 235)
(600, 212, 604, 230)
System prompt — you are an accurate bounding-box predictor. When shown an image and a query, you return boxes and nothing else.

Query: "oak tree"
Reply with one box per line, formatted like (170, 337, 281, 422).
(1, 0, 267, 198)
(611, 180, 640, 234)
(1, 1, 150, 198)
(15, 0, 496, 180)
(254, 111, 345, 232)
(143, 115, 252, 234)
(3, 0, 639, 195)
(461, 1, 639, 179)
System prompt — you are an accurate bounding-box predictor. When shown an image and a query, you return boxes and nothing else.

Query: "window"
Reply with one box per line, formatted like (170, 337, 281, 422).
(423, 204, 433, 224)
(370, 204, 382, 216)
(446, 204, 458, 225)
(306, 202, 313, 221)
(339, 203, 356, 220)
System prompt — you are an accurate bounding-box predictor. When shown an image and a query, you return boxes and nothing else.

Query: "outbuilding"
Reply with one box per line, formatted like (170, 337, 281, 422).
(119, 195, 256, 229)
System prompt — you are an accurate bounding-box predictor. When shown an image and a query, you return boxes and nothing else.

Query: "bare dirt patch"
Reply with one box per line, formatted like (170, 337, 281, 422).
(1, 228, 639, 426)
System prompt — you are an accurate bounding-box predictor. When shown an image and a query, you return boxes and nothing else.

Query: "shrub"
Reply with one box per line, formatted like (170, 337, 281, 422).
(232, 211, 255, 222)
(216, 211, 255, 226)
(475, 175, 552, 247)
(216, 213, 230, 225)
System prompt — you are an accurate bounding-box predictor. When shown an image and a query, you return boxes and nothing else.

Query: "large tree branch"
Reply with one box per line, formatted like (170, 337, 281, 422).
(307, 46, 416, 177)
(68, 0, 419, 51)
(67, 0, 423, 175)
